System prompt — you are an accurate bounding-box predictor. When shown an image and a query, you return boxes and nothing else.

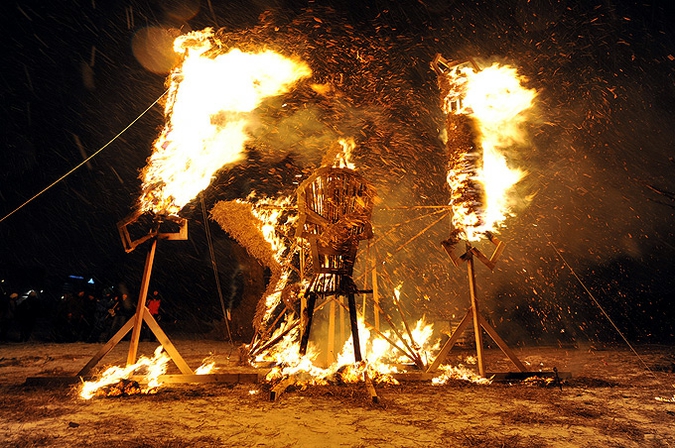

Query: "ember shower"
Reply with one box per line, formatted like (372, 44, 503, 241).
(2, 1, 673, 345)
(136, 5, 675, 345)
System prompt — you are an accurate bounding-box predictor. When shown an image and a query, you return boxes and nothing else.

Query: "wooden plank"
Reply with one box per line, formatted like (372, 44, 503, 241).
(427, 308, 472, 373)
(392, 372, 437, 382)
(130, 373, 263, 384)
(486, 371, 572, 382)
(488, 238, 505, 263)
(371, 260, 380, 330)
(77, 317, 135, 376)
(269, 377, 296, 401)
(364, 371, 379, 403)
(327, 299, 336, 366)
(142, 307, 193, 375)
(25, 376, 86, 387)
(478, 313, 527, 372)
(128, 239, 157, 366)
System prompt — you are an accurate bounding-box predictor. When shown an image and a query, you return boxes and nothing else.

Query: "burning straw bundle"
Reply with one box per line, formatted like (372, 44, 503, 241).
(434, 57, 486, 234)
(210, 199, 284, 331)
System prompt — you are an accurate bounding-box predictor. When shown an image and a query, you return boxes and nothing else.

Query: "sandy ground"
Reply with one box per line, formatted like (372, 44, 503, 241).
(1, 340, 674, 447)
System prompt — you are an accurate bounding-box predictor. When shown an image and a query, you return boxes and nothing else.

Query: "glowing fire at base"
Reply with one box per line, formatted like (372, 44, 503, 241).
(434, 56, 537, 241)
(80, 347, 216, 399)
(80, 346, 170, 400)
(261, 288, 491, 390)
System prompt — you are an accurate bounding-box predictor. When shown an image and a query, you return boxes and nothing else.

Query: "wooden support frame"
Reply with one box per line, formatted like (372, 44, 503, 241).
(428, 236, 526, 376)
(78, 214, 196, 380)
(78, 237, 193, 377)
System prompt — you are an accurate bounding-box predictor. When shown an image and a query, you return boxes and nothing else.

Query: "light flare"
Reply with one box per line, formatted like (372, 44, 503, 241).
(139, 28, 311, 215)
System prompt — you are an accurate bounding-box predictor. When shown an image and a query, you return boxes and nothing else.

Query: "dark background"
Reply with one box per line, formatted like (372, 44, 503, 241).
(1, 0, 674, 344)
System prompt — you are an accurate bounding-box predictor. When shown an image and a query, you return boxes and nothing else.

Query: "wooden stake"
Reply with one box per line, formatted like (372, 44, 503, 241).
(427, 238, 527, 376)
(127, 238, 157, 367)
(270, 376, 296, 401)
(371, 260, 380, 331)
(466, 248, 485, 377)
(364, 370, 379, 403)
(327, 299, 336, 366)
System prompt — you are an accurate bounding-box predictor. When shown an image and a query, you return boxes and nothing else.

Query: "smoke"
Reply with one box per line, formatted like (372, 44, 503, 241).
(185, 4, 675, 344)
(7, 1, 673, 344)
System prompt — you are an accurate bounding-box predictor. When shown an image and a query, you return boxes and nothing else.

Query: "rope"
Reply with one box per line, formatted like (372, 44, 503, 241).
(544, 233, 655, 377)
(201, 194, 233, 343)
(0, 89, 169, 225)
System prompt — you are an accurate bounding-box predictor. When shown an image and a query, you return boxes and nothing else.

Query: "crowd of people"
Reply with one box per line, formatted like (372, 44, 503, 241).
(0, 283, 162, 343)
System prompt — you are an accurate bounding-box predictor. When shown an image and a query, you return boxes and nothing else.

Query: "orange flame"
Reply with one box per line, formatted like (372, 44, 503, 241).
(139, 28, 311, 215)
(442, 62, 536, 241)
(333, 138, 356, 169)
(80, 346, 170, 400)
(80, 346, 217, 399)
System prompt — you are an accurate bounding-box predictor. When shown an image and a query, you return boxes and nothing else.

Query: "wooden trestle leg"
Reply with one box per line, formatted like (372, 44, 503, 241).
(299, 292, 318, 356)
(347, 290, 363, 362)
(78, 236, 193, 378)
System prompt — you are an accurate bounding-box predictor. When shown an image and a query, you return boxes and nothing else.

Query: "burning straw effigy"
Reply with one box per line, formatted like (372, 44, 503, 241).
(75, 25, 558, 401)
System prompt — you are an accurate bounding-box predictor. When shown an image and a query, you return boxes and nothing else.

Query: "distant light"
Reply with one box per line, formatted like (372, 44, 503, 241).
(68, 275, 85, 280)
(87, 278, 95, 285)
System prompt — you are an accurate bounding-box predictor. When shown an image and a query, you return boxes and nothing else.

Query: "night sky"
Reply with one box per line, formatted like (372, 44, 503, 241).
(2, 0, 675, 344)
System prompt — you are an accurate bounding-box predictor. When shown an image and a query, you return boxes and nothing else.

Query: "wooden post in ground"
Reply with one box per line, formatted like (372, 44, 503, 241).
(327, 299, 336, 366)
(340, 297, 346, 353)
(371, 259, 380, 331)
(466, 248, 485, 377)
(427, 237, 526, 376)
(127, 238, 157, 367)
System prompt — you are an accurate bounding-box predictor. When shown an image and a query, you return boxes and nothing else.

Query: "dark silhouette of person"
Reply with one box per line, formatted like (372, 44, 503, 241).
(15, 290, 38, 342)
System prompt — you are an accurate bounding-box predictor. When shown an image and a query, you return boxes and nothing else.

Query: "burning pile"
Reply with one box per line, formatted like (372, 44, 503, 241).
(85, 18, 544, 398)
(80, 347, 170, 400)
(210, 194, 298, 339)
(433, 55, 536, 241)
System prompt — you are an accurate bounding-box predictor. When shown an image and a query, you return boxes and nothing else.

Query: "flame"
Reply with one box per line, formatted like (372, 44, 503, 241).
(431, 363, 493, 385)
(262, 307, 493, 388)
(246, 195, 297, 325)
(441, 62, 536, 241)
(263, 311, 445, 388)
(247, 195, 297, 265)
(333, 138, 356, 169)
(80, 346, 170, 400)
(139, 28, 311, 215)
(195, 356, 217, 375)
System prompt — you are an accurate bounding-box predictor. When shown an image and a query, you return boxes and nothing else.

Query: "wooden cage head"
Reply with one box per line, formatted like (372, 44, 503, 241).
(296, 167, 375, 275)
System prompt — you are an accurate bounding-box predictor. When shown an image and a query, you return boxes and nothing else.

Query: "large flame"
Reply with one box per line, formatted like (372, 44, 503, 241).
(442, 62, 536, 241)
(139, 28, 311, 215)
